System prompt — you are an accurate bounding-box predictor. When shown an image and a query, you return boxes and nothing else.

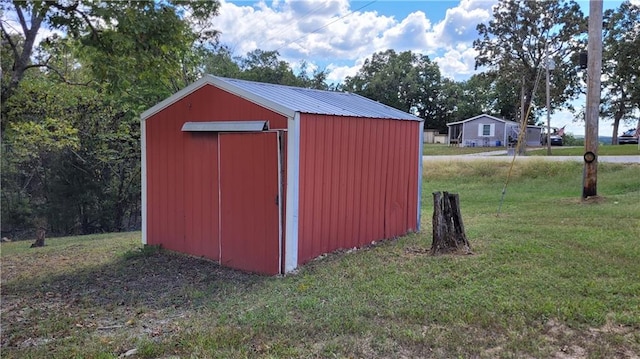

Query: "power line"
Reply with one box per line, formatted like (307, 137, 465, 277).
(274, 0, 377, 53)
(267, 2, 337, 43)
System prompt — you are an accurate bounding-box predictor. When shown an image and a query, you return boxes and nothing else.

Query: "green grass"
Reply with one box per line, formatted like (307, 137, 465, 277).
(2, 162, 640, 358)
(423, 143, 505, 155)
(425, 142, 640, 156)
(528, 143, 640, 156)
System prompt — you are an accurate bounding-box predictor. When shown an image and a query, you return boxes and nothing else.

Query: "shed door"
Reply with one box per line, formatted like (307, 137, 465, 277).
(219, 132, 281, 275)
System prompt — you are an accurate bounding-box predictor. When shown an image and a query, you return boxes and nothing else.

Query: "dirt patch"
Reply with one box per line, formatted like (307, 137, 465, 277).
(544, 319, 640, 359)
(1, 249, 262, 350)
(558, 196, 609, 205)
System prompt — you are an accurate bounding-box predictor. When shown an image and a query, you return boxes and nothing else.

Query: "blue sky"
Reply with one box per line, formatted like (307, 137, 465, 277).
(214, 0, 636, 135)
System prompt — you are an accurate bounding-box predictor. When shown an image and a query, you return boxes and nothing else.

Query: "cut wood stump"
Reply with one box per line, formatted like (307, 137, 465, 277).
(30, 227, 46, 248)
(30, 218, 47, 248)
(431, 191, 472, 255)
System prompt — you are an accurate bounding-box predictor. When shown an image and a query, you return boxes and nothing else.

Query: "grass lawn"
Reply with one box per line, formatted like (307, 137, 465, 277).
(423, 143, 505, 155)
(424, 143, 640, 156)
(527, 144, 640, 156)
(2, 162, 639, 358)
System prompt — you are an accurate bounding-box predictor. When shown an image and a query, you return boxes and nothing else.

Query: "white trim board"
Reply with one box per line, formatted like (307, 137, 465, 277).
(284, 113, 301, 273)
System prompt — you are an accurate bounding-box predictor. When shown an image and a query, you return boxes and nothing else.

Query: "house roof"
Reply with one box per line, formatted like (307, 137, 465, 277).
(446, 114, 510, 126)
(141, 75, 423, 121)
(446, 114, 544, 128)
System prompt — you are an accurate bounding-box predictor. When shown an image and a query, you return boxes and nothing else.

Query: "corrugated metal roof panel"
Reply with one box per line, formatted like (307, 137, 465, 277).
(214, 76, 422, 121)
(142, 75, 424, 121)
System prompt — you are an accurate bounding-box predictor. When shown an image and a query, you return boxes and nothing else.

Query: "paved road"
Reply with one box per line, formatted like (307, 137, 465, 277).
(423, 153, 639, 164)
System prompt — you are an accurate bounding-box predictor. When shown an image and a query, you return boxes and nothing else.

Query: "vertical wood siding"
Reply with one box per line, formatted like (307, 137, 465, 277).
(297, 115, 420, 264)
(145, 84, 287, 262)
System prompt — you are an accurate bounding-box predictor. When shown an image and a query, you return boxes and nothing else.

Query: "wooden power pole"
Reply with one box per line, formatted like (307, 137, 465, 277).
(583, 0, 603, 199)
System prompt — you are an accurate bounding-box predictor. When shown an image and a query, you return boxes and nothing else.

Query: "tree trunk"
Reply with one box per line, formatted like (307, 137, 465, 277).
(1, 4, 45, 105)
(431, 191, 471, 255)
(611, 101, 624, 145)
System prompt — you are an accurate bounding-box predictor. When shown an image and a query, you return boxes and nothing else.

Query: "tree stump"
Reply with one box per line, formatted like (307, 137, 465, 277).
(30, 218, 47, 248)
(431, 191, 472, 255)
(30, 227, 46, 248)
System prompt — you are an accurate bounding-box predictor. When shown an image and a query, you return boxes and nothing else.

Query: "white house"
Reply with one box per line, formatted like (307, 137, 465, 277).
(446, 114, 542, 147)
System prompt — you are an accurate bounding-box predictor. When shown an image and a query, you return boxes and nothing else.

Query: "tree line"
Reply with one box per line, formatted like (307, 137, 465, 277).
(1, 0, 638, 242)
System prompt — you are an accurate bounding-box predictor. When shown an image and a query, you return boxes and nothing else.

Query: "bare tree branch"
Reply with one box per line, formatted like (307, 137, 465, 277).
(2, 2, 46, 103)
(0, 21, 20, 60)
(15, 4, 29, 35)
(22, 63, 93, 86)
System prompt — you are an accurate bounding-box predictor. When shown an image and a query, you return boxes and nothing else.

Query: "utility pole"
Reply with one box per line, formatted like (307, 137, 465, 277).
(545, 47, 554, 156)
(583, 0, 603, 199)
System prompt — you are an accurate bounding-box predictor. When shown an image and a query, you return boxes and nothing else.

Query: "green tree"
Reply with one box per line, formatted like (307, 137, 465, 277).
(474, 0, 586, 124)
(78, 1, 219, 109)
(428, 74, 519, 131)
(601, 1, 640, 144)
(295, 61, 330, 90)
(2, 71, 83, 240)
(203, 44, 241, 78)
(1, 0, 219, 110)
(237, 49, 300, 86)
(342, 49, 442, 128)
(71, 1, 221, 234)
(1, 1, 221, 244)
(203, 47, 330, 89)
(459, 73, 507, 119)
(432, 78, 462, 129)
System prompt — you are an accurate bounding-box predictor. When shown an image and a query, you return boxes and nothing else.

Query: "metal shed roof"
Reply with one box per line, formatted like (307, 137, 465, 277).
(141, 75, 423, 121)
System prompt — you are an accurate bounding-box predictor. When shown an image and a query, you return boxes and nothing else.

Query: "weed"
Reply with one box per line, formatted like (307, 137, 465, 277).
(122, 244, 162, 260)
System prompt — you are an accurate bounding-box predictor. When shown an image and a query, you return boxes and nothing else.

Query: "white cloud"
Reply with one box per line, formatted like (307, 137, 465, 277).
(430, 0, 495, 47)
(325, 62, 361, 84)
(375, 11, 432, 52)
(435, 46, 479, 80)
(211, 0, 500, 83)
(215, 0, 382, 59)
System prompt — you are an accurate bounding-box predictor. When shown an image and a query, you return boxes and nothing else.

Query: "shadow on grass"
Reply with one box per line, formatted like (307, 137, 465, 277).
(3, 248, 266, 312)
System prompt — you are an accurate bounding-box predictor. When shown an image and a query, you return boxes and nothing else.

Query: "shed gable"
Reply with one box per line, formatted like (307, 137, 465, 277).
(144, 84, 288, 129)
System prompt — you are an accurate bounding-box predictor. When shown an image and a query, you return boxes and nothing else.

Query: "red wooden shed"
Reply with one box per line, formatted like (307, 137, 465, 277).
(141, 75, 424, 275)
